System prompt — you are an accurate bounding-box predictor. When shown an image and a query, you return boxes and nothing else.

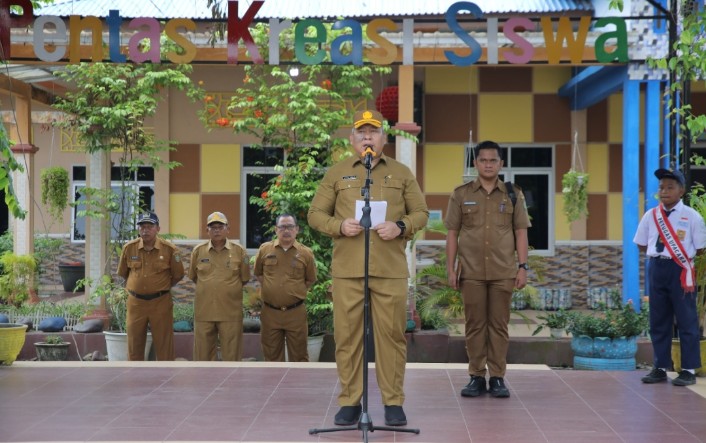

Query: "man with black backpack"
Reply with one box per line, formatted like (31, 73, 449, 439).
(444, 140, 531, 399)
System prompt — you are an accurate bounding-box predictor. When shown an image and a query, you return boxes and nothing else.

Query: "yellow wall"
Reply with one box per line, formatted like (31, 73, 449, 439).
(169, 193, 200, 238)
(424, 144, 465, 193)
(478, 94, 533, 142)
(586, 143, 608, 193)
(201, 144, 241, 192)
(532, 66, 572, 93)
(425, 66, 477, 94)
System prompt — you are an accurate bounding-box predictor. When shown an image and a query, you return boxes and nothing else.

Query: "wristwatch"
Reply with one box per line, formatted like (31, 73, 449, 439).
(396, 220, 406, 237)
(518, 263, 529, 270)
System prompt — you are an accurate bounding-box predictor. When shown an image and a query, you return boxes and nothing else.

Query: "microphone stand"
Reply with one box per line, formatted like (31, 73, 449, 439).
(310, 152, 420, 442)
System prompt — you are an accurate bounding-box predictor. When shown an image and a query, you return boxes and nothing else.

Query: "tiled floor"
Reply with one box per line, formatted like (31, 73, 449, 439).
(1, 362, 706, 443)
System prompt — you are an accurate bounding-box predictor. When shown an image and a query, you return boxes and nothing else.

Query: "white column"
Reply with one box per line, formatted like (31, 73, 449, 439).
(85, 149, 111, 298)
(10, 144, 37, 256)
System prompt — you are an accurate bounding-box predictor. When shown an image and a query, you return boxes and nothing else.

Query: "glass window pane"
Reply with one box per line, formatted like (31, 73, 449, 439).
(243, 146, 284, 167)
(510, 147, 552, 167)
(72, 166, 86, 181)
(514, 174, 549, 250)
(244, 173, 278, 248)
(137, 167, 154, 181)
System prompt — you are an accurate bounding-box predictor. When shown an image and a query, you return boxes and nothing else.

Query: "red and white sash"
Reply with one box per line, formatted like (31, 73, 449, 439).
(653, 206, 695, 291)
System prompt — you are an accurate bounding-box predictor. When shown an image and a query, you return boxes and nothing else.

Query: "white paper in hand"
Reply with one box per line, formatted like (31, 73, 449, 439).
(355, 200, 387, 228)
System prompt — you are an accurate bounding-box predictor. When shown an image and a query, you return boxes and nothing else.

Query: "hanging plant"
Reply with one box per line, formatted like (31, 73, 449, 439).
(562, 169, 589, 223)
(40, 166, 69, 222)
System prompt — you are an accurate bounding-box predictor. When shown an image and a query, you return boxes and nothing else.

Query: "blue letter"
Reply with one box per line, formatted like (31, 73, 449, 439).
(107, 10, 126, 63)
(445, 1, 483, 66)
(331, 19, 363, 65)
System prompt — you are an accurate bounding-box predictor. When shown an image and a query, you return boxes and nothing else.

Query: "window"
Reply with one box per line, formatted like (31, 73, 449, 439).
(464, 144, 554, 254)
(71, 166, 154, 242)
(241, 147, 286, 249)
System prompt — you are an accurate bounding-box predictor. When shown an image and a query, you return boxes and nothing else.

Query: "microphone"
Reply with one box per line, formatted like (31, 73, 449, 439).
(362, 145, 376, 168)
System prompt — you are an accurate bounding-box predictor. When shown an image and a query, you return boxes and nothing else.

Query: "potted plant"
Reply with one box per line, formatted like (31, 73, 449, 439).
(0, 323, 28, 366)
(40, 166, 69, 223)
(566, 300, 649, 371)
(88, 276, 152, 361)
(34, 334, 70, 361)
(532, 309, 569, 339)
(561, 169, 589, 223)
(58, 261, 85, 293)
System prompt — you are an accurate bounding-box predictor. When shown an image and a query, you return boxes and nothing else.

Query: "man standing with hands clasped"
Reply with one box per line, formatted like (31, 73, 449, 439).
(118, 212, 184, 361)
(634, 168, 706, 386)
(254, 214, 317, 362)
(445, 140, 531, 399)
(308, 110, 429, 427)
(189, 212, 251, 361)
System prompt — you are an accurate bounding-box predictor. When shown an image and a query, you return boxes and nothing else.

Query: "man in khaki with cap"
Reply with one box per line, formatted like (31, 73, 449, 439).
(118, 211, 184, 361)
(254, 213, 317, 361)
(308, 110, 428, 427)
(189, 211, 251, 361)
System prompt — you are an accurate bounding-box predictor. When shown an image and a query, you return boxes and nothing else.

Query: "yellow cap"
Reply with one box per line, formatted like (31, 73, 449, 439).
(353, 110, 384, 129)
(207, 211, 228, 225)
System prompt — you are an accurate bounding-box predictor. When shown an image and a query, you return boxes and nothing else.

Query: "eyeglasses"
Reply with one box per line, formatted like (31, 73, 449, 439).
(353, 128, 383, 140)
(476, 158, 501, 165)
(276, 224, 297, 231)
(208, 224, 227, 231)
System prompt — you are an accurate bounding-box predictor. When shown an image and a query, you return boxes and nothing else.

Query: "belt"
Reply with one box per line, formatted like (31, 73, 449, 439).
(129, 290, 169, 300)
(650, 255, 674, 260)
(263, 299, 304, 311)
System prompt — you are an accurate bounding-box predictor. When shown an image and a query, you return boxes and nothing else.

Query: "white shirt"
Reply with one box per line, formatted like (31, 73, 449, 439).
(633, 200, 706, 259)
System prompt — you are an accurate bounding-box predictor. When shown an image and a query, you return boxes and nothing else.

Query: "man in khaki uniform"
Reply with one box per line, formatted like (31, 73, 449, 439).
(188, 211, 250, 361)
(118, 212, 184, 361)
(254, 214, 317, 361)
(445, 140, 531, 398)
(308, 110, 429, 427)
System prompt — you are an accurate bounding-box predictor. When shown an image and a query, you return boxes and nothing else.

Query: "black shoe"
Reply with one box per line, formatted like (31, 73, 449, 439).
(641, 368, 667, 384)
(461, 375, 487, 397)
(384, 405, 407, 426)
(488, 377, 510, 398)
(334, 405, 362, 426)
(672, 370, 697, 386)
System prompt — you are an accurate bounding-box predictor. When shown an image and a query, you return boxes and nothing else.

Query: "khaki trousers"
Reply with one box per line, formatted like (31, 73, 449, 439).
(194, 315, 243, 361)
(260, 304, 308, 362)
(126, 293, 174, 361)
(333, 277, 407, 406)
(461, 279, 514, 377)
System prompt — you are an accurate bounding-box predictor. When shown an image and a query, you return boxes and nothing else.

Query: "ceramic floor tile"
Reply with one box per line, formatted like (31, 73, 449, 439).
(2, 363, 706, 443)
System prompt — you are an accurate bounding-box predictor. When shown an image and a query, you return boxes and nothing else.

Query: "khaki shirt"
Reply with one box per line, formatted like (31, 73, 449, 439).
(118, 237, 184, 294)
(253, 239, 317, 306)
(188, 240, 250, 321)
(308, 154, 429, 278)
(444, 179, 531, 280)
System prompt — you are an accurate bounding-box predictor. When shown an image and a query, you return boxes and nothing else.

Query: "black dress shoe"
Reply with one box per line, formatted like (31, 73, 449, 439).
(461, 375, 487, 397)
(488, 377, 510, 398)
(334, 405, 362, 426)
(384, 405, 407, 426)
(641, 368, 667, 384)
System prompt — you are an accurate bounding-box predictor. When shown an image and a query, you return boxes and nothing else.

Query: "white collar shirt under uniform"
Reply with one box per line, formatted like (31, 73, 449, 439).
(633, 200, 706, 259)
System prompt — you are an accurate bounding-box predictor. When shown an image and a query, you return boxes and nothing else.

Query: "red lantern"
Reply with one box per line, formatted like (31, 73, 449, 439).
(375, 86, 398, 122)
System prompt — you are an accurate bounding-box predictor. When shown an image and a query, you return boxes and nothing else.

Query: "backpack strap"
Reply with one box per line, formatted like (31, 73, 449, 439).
(504, 181, 517, 207)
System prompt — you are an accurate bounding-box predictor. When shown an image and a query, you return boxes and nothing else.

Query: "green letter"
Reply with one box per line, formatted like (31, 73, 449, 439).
(594, 18, 628, 63)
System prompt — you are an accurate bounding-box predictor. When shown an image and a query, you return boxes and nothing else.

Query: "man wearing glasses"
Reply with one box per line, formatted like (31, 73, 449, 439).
(308, 110, 429, 427)
(253, 214, 317, 361)
(188, 211, 251, 361)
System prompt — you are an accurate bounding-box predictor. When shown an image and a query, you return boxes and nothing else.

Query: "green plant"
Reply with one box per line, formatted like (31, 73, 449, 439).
(561, 169, 589, 223)
(40, 166, 69, 222)
(532, 309, 569, 336)
(172, 302, 194, 324)
(52, 48, 203, 303)
(0, 253, 37, 307)
(0, 123, 26, 220)
(685, 179, 706, 335)
(42, 335, 65, 345)
(85, 276, 129, 332)
(566, 301, 648, 339)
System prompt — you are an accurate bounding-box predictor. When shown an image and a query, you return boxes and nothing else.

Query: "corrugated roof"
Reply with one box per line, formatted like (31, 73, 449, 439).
(37, 0, 594, 19)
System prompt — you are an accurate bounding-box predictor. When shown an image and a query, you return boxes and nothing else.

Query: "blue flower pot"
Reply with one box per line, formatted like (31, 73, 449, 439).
(571, 335, 638, 371)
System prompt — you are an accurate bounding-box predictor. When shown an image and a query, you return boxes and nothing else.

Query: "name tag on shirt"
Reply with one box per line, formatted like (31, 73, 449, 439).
(463, 201, 477, 206)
